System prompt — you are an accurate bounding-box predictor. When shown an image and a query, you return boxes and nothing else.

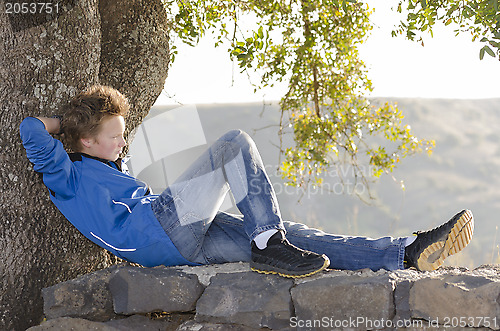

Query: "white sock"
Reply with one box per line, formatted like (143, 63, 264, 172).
(405, 236, 417, 247)
(254, 229, 279, 250)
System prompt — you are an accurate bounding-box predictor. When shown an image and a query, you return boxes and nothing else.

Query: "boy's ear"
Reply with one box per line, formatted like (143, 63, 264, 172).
(80, 137, 93, 149)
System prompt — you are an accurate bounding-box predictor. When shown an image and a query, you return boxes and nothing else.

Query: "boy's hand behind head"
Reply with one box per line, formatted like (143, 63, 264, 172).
(36, 116, 62, 135)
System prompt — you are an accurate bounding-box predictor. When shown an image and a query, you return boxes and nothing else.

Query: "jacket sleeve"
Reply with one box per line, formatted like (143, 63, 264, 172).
(19, 117, 78, 199)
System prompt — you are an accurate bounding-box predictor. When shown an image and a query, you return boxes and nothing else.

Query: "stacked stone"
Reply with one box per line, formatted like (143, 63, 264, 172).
(28, 263, 500, 330)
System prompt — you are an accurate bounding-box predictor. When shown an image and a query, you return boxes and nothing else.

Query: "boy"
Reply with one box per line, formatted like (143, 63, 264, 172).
(20, 85, 474, 277)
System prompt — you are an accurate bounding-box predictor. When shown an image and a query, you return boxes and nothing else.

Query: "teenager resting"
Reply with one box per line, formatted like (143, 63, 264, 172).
(19, 85, 475, 278)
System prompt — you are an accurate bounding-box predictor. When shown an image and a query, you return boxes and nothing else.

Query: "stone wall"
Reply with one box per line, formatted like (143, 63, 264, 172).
(28, 263, 500, 330)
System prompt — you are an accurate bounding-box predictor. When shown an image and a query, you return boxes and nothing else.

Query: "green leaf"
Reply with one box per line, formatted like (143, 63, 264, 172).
(484, 45, 496, 57)
(463, 6, 474, 18)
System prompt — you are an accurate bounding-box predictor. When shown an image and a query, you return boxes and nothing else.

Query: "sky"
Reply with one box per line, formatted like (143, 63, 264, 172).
(155, 2, 499, 106)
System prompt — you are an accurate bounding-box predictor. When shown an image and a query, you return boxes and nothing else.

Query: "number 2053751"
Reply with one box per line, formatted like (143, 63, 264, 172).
(443, 316, 498, 328)
(5, 2, 60, 14)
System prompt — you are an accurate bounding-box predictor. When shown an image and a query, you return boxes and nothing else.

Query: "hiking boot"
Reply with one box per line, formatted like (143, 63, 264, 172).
(405, 209, 474, 271)
(250, 231, 330, 278)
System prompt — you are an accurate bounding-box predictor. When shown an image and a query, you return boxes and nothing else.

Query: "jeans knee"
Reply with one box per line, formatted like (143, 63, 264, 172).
(221, 129, 252, 146)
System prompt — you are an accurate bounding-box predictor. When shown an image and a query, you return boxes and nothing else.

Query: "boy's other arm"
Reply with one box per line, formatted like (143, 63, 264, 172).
(36, 116, 61, 135)
(20, 116, 77, 199)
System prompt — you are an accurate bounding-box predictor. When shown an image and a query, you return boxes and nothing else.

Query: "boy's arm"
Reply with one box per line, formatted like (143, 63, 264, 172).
(20, 117, 77, 199)
(36, 116, 61, 135)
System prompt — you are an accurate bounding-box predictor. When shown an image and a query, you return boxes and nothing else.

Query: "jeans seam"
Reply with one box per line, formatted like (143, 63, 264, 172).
(397, 238, 406, 269)
(286, 232, 398, 251)
(151, 195, 175, 217)
(155, 196, 185, 233)
(249, 224, 285, 241)
(214, 215, 244, 227)
(214, 215, 284, 241)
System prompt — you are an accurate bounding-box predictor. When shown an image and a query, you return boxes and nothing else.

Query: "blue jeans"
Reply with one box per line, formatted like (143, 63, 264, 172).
(151, 130, 406, 270)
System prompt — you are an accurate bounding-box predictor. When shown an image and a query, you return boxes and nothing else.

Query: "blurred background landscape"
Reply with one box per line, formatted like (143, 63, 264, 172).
(131, 98, 500, 269)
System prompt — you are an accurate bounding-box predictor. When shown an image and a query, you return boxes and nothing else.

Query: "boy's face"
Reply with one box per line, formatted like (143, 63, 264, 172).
(80, 115, 126, 161)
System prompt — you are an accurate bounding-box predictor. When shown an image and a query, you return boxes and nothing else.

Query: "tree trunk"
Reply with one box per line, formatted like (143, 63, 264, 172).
(0, 0, 169, 329)
(99, 0, 170, 134)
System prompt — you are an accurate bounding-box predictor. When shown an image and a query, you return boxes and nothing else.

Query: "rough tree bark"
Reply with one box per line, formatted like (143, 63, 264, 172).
(0, 0, 170, 329)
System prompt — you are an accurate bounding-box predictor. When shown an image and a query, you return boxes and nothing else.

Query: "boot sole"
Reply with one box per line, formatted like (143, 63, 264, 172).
(250, 256, 330, 278)
(416, 209, 474, 271)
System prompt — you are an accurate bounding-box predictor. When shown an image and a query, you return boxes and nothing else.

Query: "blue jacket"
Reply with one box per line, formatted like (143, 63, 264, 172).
(20, 117, 194, 267)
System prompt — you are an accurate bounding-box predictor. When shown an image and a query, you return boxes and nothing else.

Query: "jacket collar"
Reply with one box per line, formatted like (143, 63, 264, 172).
(68, 152, 123, 171)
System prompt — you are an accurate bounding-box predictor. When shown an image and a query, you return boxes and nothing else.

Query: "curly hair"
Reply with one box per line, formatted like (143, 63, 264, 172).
(61, 85, 129, 152)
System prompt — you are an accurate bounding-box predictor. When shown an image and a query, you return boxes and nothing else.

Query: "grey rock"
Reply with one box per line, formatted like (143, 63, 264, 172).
(26, 317, 121, 331)
(105, 314, 193, 331)
(42, 265, 123, 321)
(410, 273, 500, 329)
(177, 320, 258, 330)
(109, 266, 204, 314)
(475, 264, 500, 273)
(26, 315, 190, 331)
(291, 271, 394, 330)
(176, 262, 251, 286)
(393, 279, 413, 322)
(195, 271, 293, 329)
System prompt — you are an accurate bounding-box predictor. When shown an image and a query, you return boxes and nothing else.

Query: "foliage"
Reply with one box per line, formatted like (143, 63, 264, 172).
(394, 0, 500, 60)
(163, 0, 434, 196)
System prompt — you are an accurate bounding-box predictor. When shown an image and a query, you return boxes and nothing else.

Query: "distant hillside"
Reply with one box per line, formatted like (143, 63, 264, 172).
(137, 98, 500, 268)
